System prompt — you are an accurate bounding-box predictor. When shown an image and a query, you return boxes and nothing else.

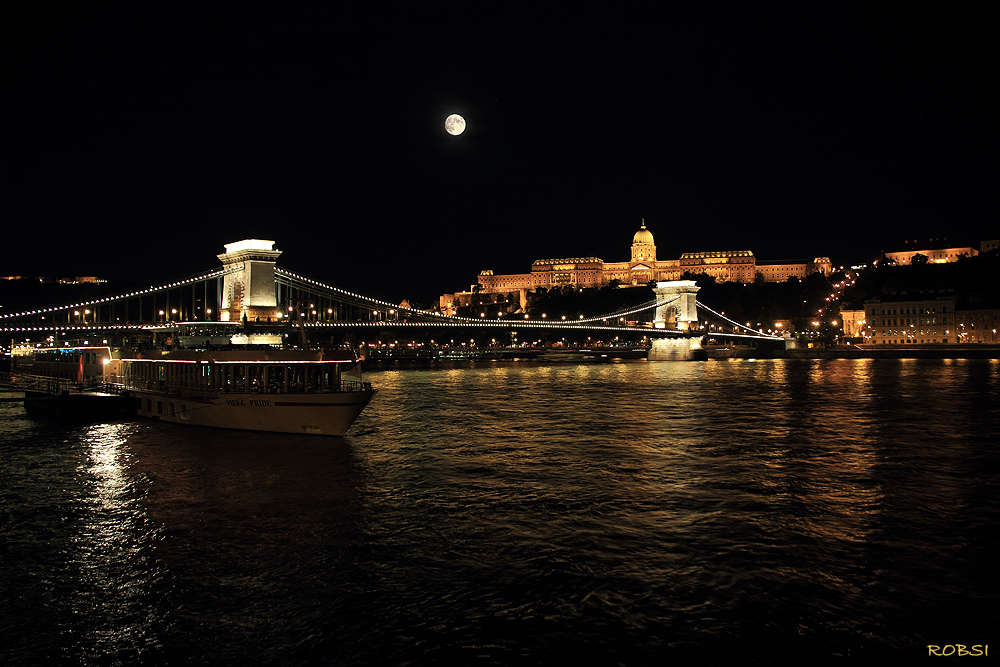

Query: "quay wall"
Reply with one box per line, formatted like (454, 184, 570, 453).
(706, 344, 1000, 360)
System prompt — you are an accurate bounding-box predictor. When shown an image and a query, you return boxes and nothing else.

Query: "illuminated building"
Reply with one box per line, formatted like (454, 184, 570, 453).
(883, 238, 979, 265)
(861, 295, 1000, 345)
(440, 222, 831, 313)
(755, 258, 833, 282)
(863, 295, 956, 345)
(954, 309, 1000, 344)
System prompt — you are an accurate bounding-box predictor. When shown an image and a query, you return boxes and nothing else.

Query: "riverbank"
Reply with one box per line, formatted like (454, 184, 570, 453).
(363, 346, 649, 367)
(365, 343, 1000, 366)
(706, 343, 1000, 360)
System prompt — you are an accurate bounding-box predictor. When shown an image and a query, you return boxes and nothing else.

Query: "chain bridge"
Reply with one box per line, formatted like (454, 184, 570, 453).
(2, 239, 783, 360)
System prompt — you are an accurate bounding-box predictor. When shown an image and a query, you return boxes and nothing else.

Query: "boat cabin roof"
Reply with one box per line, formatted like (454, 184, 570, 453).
(129, 349, 358, 363)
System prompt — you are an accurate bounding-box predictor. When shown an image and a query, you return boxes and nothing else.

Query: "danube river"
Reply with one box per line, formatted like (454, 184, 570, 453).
(2, 359, 997, 665)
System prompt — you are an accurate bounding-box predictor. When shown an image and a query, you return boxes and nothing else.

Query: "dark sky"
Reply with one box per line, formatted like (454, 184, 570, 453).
(6, 5, 996, 304)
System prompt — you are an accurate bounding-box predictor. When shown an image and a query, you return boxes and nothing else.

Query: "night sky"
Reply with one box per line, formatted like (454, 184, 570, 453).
(7, 5, 996, 305)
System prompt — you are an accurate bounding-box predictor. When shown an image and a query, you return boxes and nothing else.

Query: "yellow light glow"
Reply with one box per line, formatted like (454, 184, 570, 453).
(223, 239, 275, 253)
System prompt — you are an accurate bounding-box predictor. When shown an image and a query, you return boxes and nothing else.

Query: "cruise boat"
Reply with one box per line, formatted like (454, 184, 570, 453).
(106, 348, 375, 436)
(11, 342, 114, 384)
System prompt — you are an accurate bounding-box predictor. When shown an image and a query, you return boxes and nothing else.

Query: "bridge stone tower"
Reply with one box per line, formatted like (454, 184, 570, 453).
(652, 280, 700, 330)
(217, 239, 281, 322)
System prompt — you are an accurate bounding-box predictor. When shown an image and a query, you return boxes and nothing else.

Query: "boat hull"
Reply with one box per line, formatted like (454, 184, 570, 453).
(132, 389, 376, 436)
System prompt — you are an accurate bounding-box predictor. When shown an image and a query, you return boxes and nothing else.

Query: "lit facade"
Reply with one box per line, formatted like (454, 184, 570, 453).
(454, 222, 831, 311)
(954, 309, 1000, 344)
(756, 258, 833, 282)
(864, 293, 1000, 345)
(863, 295, 957, 345)
(884, 238, 978, 265)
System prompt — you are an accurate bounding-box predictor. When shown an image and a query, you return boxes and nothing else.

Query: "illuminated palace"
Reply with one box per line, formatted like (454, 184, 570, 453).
(440, 222, 831, 312)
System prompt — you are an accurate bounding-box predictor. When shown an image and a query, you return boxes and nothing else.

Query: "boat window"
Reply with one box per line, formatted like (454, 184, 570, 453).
(266, 365, 285, 393)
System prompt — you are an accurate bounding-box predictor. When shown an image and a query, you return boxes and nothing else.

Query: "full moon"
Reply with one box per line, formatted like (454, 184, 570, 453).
(444, 114, 466, 135)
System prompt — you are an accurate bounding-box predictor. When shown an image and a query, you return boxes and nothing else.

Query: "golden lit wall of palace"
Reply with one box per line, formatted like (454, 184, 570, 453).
(755, 257, 833, 282)
(885, 246, 978, 265)
(756, 262, 807, 282)
(679, 251, 755, 283)
(455, 222, 832, 312)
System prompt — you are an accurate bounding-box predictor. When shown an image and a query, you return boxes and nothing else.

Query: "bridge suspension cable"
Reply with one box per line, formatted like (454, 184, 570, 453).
(0, 265, 242, 322)
(4, 261, 777, 342)
(274, 268, 447, 321)
(565, 295, 680, 325)
(275, 268, 685, 327)
(696, 300, 782, 339)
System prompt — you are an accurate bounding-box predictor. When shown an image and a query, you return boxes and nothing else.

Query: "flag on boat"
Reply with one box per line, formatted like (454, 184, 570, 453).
(345, 362, 363, 379)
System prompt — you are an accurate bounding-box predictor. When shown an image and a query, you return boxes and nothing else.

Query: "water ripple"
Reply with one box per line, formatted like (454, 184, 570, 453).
(2, 359, 998, 665)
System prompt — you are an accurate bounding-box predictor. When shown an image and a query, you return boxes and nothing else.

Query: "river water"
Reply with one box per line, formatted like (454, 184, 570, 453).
(2, 358, 997, 665)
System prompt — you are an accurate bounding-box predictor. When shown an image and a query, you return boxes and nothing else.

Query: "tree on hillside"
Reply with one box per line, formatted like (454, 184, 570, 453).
(680, 272, 717, 288)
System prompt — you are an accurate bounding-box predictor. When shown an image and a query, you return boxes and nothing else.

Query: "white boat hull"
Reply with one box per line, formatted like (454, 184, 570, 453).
(132, 389, 376, 436)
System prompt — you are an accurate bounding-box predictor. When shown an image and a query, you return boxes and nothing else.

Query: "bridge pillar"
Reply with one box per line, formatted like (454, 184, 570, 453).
(649, 337, 706, 361)
(652, 280, 700, 330)
(217, 239, 282, 322)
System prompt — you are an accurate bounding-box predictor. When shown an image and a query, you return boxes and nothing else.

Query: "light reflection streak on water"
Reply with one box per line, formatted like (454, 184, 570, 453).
(5, 358, 997, 665)
(70, 422, 160, 661)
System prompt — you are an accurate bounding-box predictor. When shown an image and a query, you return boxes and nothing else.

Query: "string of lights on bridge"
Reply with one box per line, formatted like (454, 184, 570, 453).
(0, 266, 241, 321)
(1, 264, 780, 341)
(695, 301, 783, 340)
(275, 268, 429, 316)
(276, 268, 686, 327)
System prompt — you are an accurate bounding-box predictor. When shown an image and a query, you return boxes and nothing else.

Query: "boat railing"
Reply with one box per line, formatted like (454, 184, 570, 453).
(113, 377, 373, 396)
(340, 379, 373, 393)
(0, 372, 92, 396)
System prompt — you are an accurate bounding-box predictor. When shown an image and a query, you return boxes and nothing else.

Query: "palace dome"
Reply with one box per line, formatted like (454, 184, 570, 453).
(633, 222, 654, 245)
